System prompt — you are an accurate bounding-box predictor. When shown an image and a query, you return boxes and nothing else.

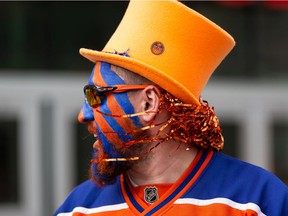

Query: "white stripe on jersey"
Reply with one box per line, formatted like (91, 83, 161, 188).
(174, 198, 266, 216)
(56, 203, 129, 216)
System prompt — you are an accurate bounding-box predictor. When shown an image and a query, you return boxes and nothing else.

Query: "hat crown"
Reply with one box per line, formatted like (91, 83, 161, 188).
(81, 0, 235, 104)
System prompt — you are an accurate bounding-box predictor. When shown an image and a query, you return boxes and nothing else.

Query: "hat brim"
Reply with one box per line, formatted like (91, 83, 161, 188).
(80, 48, 200, 105)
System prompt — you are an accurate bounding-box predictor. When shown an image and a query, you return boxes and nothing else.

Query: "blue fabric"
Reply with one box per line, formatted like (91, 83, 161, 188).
(55, 152, 288, 216)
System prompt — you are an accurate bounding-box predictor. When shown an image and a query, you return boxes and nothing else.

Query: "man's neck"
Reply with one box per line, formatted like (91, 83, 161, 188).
(126, 142, 198, 186)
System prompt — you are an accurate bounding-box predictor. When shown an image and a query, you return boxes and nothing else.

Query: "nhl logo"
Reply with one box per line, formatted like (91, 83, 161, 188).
(144, 186, 159, 204)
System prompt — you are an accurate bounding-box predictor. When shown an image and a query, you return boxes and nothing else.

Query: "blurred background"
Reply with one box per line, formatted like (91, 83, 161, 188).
(0, 1, 287, 216)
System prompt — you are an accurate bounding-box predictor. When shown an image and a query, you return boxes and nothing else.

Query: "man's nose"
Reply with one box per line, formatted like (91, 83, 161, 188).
(78, 101, 95, 123)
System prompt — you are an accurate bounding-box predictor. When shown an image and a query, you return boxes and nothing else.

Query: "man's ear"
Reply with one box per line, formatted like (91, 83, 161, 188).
(140, 86, 161, 123)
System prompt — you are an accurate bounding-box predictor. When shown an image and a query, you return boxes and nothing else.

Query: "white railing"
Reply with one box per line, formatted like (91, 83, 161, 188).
(0, 72, 287, 216)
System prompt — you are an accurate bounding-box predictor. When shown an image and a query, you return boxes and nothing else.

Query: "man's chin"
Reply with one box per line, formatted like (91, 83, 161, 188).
(89, 160, 132, 186)
(89, 131, 150, 186)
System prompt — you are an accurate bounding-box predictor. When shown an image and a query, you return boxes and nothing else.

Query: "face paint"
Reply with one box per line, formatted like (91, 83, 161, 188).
(78, 100, 94, 122)
(80, 61, 144, 185)
(78, 65, 97, 123)
(92, 61, 142, 147)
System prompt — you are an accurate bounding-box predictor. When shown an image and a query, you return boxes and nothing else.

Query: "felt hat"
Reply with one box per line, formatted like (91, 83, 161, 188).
(80, 0, 235, 105)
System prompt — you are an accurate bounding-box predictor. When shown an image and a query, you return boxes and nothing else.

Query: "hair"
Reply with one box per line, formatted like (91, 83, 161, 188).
(111, 65, 154, 85)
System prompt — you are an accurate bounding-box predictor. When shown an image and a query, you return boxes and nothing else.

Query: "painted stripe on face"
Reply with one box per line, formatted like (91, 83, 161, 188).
(78, 100, 94, 122)
(100, 63, 138, 111)
(98, 63, 142, 128)
(93, 111, 124, 152)
(92, 62, 106, 86)
(92, 62, 142, 148)
(79, 64, 97, 122)
(78, 64, 100, 123)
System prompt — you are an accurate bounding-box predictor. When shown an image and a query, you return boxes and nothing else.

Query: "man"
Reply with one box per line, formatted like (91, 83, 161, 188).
(55, 1, 288, 215)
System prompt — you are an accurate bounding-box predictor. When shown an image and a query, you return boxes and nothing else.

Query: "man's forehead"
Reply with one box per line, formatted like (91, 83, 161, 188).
(89, 62, 126, 86)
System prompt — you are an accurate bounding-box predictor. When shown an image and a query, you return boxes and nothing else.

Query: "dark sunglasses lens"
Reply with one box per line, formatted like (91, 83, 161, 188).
(85, 88, 102, 107)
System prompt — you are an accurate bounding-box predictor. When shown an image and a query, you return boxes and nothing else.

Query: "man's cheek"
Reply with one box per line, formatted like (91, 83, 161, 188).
(101, 94, 139, 135)
(93, 110, 125, 149)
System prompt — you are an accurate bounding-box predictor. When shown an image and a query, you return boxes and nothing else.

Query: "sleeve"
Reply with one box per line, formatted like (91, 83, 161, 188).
(258, 171, 288, 216)
(54, 180, 101, 216)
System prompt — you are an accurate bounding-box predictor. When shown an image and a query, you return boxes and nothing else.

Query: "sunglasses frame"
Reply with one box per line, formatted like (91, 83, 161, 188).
(84, 84, 151, 108)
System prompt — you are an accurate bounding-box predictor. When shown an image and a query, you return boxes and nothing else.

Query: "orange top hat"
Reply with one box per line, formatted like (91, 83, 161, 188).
(80, 0, 235, 105)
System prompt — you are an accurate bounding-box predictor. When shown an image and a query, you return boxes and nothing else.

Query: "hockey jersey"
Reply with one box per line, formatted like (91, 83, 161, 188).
(54, 150, 288, 216)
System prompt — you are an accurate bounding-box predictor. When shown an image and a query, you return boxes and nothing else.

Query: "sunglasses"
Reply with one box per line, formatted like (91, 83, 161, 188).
(84, 84, 151, 108)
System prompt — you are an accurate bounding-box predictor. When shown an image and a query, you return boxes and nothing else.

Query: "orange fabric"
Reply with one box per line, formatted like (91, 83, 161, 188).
(80, 0, 235, 105)
(120, 150, 215, 215)
(64, 205, 258, 216)
(165, 203, 259, 216)
(142, 151, 213, 215)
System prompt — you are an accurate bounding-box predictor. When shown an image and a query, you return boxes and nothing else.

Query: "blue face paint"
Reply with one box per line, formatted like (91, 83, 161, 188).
(99, 62, 142, 127)
(94, 62, 142, 151)
(79, 65, 96, 122)
(80, 100, 94, 121)
(81, 62, 143, 184)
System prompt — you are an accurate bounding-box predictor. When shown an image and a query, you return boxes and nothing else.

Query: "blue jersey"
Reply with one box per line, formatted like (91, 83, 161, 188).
(55, 150, 288, 215)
